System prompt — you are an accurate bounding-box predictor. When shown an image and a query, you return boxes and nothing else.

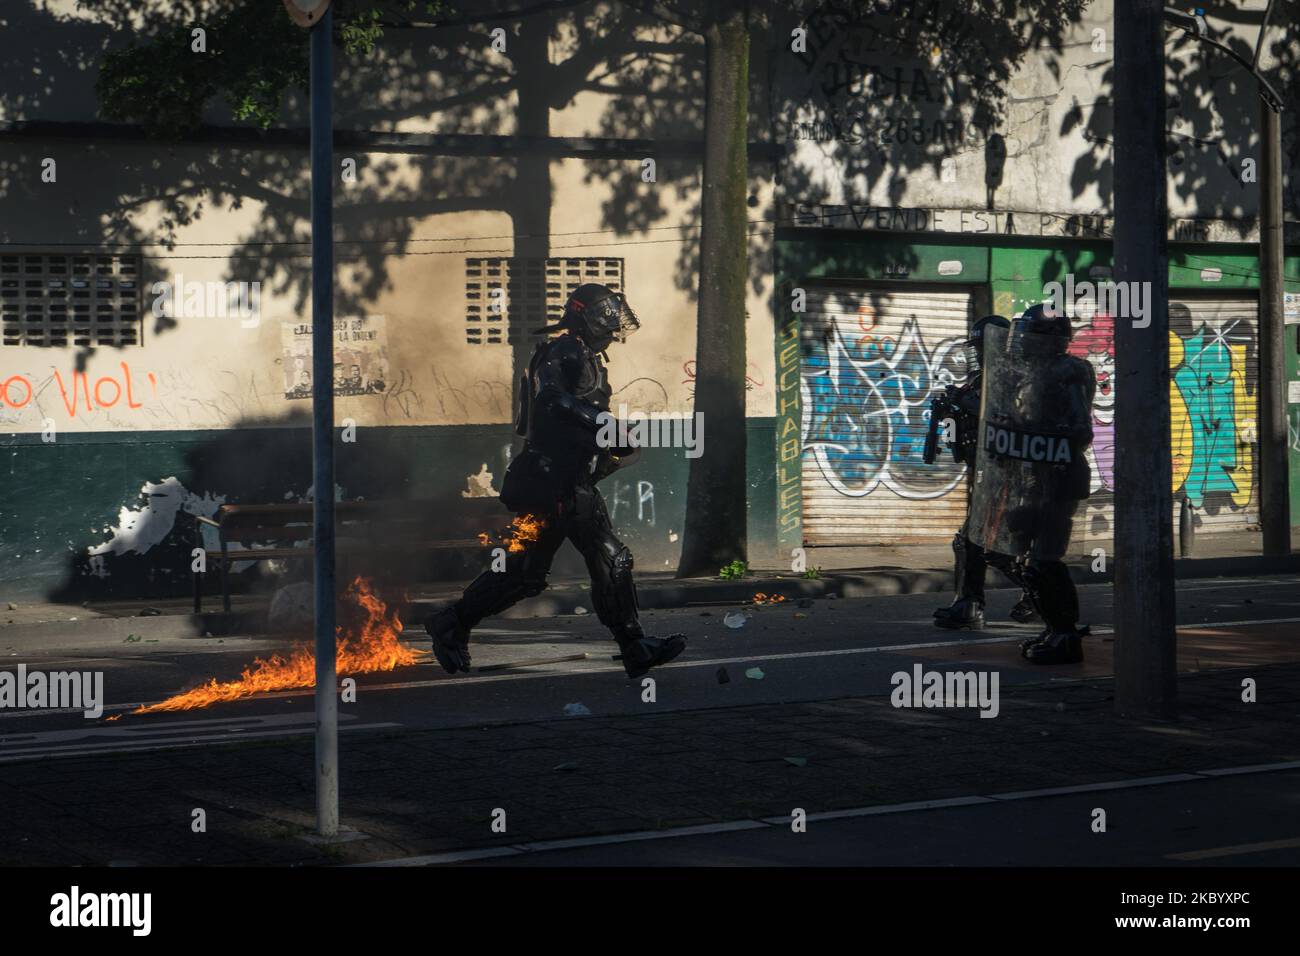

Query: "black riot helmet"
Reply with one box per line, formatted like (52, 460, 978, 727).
(536, 283, 640, 351)
(965, 314, 1010, 373)
(1009, 302, 1072, 355)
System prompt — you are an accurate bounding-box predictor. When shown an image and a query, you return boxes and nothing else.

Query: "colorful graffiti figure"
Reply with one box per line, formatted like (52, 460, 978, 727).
(800, 315, 966, 499)
(1170, 324, 1255, 509)
(1067, 313, 1116, 491)
(1067, 311, 1255, 511)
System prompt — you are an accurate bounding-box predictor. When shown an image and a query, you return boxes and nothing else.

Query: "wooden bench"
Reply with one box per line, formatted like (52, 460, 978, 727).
(192, 499, 503, 613)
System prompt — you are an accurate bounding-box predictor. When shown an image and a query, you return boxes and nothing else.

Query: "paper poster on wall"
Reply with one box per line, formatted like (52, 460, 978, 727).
(282, 316, 391, 400)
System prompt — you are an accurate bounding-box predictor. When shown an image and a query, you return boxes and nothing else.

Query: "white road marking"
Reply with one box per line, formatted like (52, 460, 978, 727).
(359, 761, 1300, 866)
(0, 712, 399, 763)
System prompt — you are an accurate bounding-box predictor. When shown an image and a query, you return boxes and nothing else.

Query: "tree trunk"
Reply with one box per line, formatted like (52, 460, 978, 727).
(676, 4, 749, 578)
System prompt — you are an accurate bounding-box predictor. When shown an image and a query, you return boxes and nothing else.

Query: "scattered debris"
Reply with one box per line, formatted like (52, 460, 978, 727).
(745, 667, 765, 680)
(553, 761, 581, 772)
(752, 592, 787, 607)
(573, 606, 588, 615)
(793, 612, 808, 619)
(783, 757, 808, 767)
(562, 702, 591, 717)
(137, 607, 162, 617)
(124, 634, 142, 643)
(723, 611, 750, 629)
(5, 603, 15, 611)
(716, 667, 730, 685)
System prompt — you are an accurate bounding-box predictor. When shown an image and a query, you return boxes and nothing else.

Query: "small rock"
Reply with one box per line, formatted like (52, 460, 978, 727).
(562, 702, 591, 717)
(744, 667, 765, 680)
(716, 667, 730, 685)
(268, 581, 313, 631)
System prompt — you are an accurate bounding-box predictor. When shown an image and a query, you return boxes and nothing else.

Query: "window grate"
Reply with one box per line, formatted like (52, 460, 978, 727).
(464, 257, 624, 345)
(0, 253, 143, 348)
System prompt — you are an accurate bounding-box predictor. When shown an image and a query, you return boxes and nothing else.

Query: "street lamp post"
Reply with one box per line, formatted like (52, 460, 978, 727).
(285, 0, 338, 838)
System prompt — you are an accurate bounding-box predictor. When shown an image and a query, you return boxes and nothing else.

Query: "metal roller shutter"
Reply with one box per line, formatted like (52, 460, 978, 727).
(800, 286, 973, 545)
(1071, 295, 1260, 549)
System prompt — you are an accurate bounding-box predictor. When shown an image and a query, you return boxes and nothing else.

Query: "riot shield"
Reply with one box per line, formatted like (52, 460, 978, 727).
(968, 325, 1093, 561)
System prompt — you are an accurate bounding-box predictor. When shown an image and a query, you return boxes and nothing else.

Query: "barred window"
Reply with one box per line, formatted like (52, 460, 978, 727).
(1, 252, 142, 347)
(464, 256, 624, 345)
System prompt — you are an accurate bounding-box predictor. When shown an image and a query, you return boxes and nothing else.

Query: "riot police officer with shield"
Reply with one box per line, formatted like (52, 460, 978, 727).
(931, 315, 1037, 630)
(967, 303, 1097, 664)
(424, 283, 686, 679)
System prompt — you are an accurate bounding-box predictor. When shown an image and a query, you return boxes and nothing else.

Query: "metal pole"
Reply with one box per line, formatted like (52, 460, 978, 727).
(310, 5, 338, 837)
(1258, 100, 1289, 557)
(1113, 0, 1177, 718)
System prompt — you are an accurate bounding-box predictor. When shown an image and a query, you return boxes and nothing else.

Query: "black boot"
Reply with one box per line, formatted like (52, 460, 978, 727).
(615, 631, 686, 679)
(1024, 628, 1086, 665)
(424, 607, 472, 674)
(934, 597, 985, 630)
(1008, 594, 1039, 624)
(1019, 629, 1049, 656)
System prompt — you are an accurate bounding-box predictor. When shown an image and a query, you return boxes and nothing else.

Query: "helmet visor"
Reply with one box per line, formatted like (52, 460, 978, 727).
(591, 293, 640, 343)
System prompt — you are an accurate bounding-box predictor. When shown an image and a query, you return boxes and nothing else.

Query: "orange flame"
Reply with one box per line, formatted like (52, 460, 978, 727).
(478, 514, 546, 553)
(505, 514, 545, 553)
(133, 576, 422, 715)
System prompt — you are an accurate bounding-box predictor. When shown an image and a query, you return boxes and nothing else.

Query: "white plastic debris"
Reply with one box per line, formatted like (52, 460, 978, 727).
(723, 611, 750, 629)
(573, 606, 588, 615)
(563, 702, 591, 717)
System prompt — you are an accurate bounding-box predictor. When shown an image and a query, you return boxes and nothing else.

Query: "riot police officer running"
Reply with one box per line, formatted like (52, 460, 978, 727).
(424, 283, 686, 679)
(932, 314, 1037, 630)
(967, 303, 1097, 664)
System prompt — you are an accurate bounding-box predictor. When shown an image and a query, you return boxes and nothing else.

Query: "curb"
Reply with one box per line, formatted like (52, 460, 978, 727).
(4, 555, 1294, 643)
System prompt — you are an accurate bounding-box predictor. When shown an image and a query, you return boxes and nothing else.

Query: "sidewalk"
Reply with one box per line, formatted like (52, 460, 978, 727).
(3, 656, 1297, 866)
(4, 528, 1294, 638)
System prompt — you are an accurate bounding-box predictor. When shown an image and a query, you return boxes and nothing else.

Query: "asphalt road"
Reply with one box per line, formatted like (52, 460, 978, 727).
(1, 575, 1297, 760)
(458, 769, 1300, 867)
